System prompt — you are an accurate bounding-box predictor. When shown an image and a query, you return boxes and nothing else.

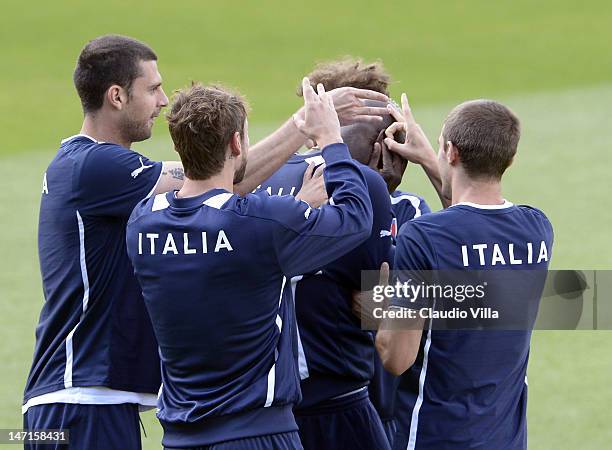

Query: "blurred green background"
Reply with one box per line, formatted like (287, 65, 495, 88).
(1, 1, 610, 448)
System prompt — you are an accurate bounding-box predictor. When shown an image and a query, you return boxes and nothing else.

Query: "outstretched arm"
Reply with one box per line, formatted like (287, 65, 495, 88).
(233, 87, 389, 196)
(153, 161, 185, 195)
(270, 78, 373, 276)
(154, 88, 390, 197)
(384, 94, 451, 208)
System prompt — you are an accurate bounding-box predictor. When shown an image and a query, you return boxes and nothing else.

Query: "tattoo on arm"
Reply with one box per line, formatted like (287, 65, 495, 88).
(164, 167, 184, 180)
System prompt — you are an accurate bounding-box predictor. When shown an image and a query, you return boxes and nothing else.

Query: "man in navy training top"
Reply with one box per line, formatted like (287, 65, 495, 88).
(126, 78, 377, 449)
(301, 57, 437, 448)
(23, 34, 389, 450)
(261, 109, 404, 450)
(376, 94, 554, 450)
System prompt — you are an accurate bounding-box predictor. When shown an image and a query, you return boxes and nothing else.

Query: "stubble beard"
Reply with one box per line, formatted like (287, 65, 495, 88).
(233, 156, 248, 184)
(119, 114, 153, 145)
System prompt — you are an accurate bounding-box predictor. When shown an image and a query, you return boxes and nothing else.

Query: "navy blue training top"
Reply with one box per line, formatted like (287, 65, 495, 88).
(260, 150, 394, 408)
(126, 143, 373, 447)
(369, 191, 432, 422)
(392, 201, 554, 450)
(24, 135, 163, 406)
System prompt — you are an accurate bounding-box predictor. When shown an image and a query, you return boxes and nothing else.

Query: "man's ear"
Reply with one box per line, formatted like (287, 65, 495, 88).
(229, 131, 242, 158)
(447, 141, 460, 165)
(106, 85, 128, 111)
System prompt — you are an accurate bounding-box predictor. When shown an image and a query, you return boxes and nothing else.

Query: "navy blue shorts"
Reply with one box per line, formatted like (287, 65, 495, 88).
(163, 431, 303, 450)
(294, 389, 391, 450)
(23, 403, 141, 450)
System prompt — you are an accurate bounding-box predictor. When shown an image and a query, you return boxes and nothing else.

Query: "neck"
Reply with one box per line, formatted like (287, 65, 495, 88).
(177, 167, 234, 199)
(451, 172, 504, 206)
(80, 114, 131, 149)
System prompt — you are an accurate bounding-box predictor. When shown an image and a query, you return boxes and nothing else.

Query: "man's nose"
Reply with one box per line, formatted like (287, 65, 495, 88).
(160, 88, 169, 107)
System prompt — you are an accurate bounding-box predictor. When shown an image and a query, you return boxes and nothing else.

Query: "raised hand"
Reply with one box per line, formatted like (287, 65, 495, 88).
(384, 94, 450, 208)
(384, 93, 436, 165)
(328, 87, 389, 125)
(293, 78, 343, 149)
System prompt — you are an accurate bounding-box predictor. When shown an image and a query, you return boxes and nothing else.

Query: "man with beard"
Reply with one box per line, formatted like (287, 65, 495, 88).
(295, 58, 437, 449)
(126, 79, 375, 449)
(23, 35, 389, 450)
(260, 109, 395, 450)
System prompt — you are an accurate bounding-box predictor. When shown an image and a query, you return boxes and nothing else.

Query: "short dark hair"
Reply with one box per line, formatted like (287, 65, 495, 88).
(73, 35, 157, 113)
(166, 83, 248, 180)
(443, 100, 521, 179)
(298, 57, 390, 96)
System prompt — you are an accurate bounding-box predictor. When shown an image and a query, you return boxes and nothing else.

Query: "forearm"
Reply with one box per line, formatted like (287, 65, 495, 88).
(420, 152, 451, 209)
(233, 113, 306, 195)
(376, 321, 423, 376)
(153, 161, 185, 195)
(277, 143, 372, 277)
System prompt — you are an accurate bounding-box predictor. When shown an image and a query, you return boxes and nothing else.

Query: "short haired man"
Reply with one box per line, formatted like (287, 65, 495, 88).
(126, 79, 375, 449)
(376, 96, 554, 449)
(301, 58, 435, 448)
(23, 35, 388, 450)
(302, 56, 448, 208)
(260, 110, 400, 450)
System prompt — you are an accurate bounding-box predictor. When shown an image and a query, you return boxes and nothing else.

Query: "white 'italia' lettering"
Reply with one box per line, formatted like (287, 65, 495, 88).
(162, 234, 178, 255)
(461, 241, 549, 266)
(473, 244, 487, 266)
(527, 242, 533, 264)
(42, 172, 49, 194)
(509, 243, 522, 264)
(138, 230, 234, 255)
(184, 233, 196, 254)
(461, 245, 469, 267)
(215, 230, 233, 252)
(537, 241, 548, 263)
(491, 244, 506, 265)
(146, 233, 159, 255)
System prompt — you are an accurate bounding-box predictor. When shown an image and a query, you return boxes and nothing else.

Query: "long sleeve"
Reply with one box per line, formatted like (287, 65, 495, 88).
(266, 143, 373, 277)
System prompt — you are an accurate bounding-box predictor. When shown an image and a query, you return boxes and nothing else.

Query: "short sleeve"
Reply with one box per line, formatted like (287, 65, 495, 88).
(77, 144, 162, 218)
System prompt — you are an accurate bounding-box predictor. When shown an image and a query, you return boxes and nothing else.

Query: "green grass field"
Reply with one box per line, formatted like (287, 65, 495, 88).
(1, 1, 611, 448)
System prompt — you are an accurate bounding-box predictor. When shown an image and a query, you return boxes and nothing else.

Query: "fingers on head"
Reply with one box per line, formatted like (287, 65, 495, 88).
(302, 77, 316, 102)
(385, 122, 403, 138)
(384, 137, 399, 151)
(314, 163, 325, 177)
(304, 162, 315, 178)
(352, 87, 389, 102)
(387, 103, 403, 121)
